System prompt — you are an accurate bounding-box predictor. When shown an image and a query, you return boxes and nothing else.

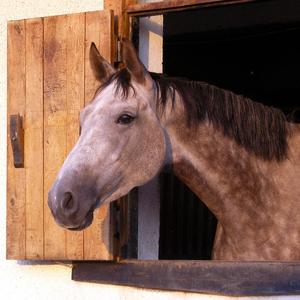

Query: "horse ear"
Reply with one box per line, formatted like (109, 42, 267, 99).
(89, 42, 115, 83)
(122, 38, 152, 86)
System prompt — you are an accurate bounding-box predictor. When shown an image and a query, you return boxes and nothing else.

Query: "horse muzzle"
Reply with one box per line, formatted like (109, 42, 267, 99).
(48, 180, 97, 231)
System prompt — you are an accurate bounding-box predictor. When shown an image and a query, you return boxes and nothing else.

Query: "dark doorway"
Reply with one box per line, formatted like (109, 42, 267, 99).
(159, 0, 300, 260)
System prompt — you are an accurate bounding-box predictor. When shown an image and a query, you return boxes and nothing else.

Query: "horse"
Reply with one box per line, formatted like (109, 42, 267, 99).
(48, 39, 300, 260)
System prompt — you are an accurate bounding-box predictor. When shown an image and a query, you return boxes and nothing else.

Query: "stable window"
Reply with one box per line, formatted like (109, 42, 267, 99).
(7, 0, 300, 296)
(160, 0, 300, 260)
(74, 0, 300, 296)
(119, 0, 300, 262)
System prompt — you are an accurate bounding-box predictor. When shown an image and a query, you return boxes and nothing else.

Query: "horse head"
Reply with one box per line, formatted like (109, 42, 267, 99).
(48, 39, 167, 230)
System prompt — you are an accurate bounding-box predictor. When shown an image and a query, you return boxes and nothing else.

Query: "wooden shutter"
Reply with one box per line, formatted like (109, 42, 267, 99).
(7, 10, 114, 260)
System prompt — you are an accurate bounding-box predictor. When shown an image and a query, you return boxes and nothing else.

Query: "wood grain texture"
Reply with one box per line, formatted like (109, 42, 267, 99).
(43, 15, 68, 259)
(7, 20, 26, 259)
(72, 260, 300, 296)
(126, 0, 259, 16)
(65, 13, 85, 260)
(83, 10, 114, 260)
(104, 0, 137, 37)
(7, 10, 114, 260)
(25, 17, 44, 259)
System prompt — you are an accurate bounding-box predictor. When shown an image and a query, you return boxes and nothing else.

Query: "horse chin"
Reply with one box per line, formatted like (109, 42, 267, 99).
(67, 208, 94, 231)
(101, 185, 135, 205)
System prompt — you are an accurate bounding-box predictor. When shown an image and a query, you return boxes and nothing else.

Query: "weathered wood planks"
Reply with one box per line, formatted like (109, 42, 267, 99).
(7, 20, 26, 259)
(44, 14, 68, 259)
(104, 0, 137, 37)
(83, 10, 114, 260)
(65, 13, 85, 260)
(7, 11, 114, 260)
(25, 18, 44, 259)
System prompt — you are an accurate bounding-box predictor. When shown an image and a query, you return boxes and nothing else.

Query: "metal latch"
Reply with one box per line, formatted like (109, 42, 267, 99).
(10, 114, 24, 168)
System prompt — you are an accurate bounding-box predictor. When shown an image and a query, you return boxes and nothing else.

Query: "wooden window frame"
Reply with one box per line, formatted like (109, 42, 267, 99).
(72, 0, 300, 296)
(126, 0, 260, 17)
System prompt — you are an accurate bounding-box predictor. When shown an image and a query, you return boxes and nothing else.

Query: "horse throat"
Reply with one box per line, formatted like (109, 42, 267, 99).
(168, 121, 267, 217)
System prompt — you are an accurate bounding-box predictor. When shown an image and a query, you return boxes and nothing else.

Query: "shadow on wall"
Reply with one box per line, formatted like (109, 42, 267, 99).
(17, 260, 72, 266)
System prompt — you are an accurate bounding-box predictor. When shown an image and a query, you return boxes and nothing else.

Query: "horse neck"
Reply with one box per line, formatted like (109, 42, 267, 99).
(160, 93, 283, 231)
(158, 88, 300, 259)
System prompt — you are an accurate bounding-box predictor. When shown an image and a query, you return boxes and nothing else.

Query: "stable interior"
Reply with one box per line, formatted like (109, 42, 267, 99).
(136, 0, 300, 261)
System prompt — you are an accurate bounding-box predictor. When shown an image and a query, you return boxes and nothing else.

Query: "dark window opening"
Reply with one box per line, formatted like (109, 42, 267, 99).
(159, 0, 300, 260)
(159, 174, 217, 260)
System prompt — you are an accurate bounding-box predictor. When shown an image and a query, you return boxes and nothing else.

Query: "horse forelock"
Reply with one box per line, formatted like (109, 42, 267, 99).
(94, 68, 135, 100)
(96, 68, 290, 162)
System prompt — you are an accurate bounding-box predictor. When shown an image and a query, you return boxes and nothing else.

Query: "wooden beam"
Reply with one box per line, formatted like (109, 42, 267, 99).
(72, 260, 300, 296)
(127, 0, 260, 16)
(104, 0, 137, 38)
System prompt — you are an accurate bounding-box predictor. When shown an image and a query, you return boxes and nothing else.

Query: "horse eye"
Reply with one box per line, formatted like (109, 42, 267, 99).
(117, 114, 135, 125)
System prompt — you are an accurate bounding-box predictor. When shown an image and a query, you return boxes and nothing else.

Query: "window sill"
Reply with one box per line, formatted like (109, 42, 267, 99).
(72, 260, 300, 296)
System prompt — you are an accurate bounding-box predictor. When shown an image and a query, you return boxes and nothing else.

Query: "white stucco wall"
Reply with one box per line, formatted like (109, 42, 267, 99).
(0, 1, 298, 299)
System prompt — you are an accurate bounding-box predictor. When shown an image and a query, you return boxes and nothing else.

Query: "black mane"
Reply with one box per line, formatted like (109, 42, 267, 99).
(100, 68, 289, 161)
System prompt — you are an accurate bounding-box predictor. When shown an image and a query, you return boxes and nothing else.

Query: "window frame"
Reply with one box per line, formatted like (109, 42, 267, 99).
(72, 0, 300, 296)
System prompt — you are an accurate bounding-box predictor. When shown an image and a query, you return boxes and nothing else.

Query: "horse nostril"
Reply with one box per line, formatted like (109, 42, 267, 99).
(62, 192, 74, 210)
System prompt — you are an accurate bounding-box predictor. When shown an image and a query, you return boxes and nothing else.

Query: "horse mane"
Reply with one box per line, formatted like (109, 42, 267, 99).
(100, 68, 290, 161)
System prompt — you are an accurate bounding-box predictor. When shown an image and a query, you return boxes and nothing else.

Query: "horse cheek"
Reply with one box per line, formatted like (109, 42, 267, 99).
(145, 124, 166, 178)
